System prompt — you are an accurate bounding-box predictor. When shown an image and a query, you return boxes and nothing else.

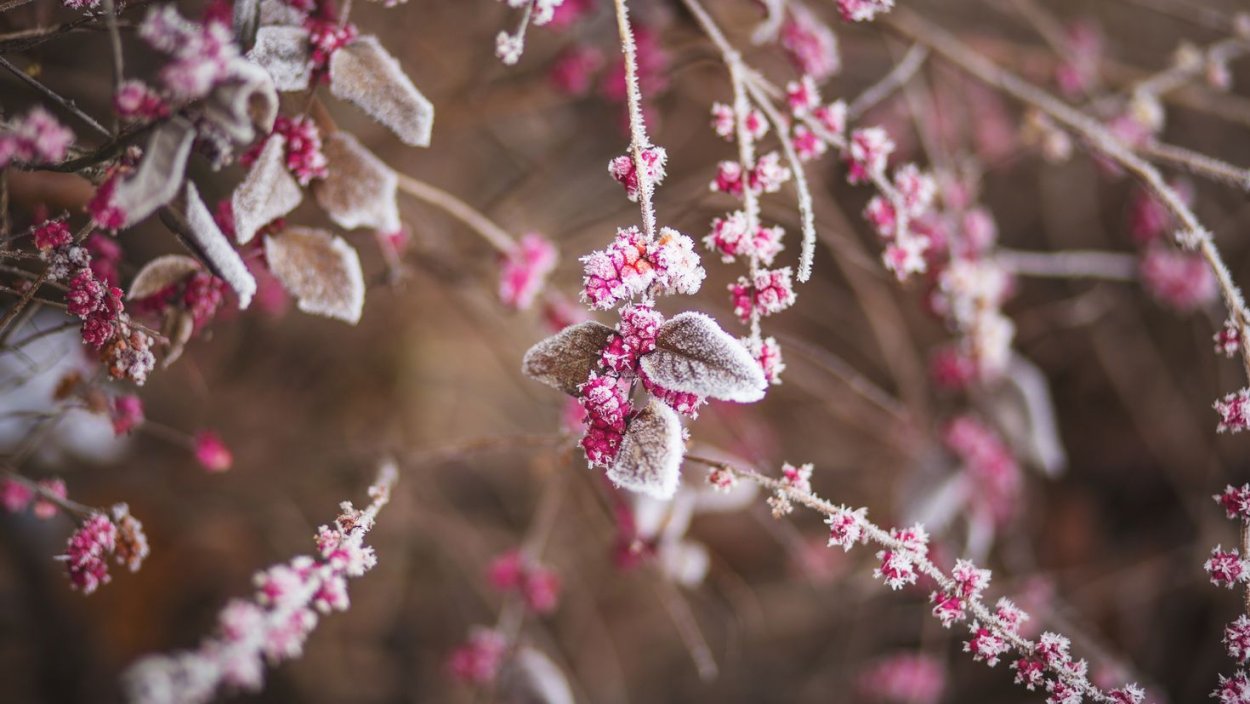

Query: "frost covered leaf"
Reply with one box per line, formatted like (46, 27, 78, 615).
(329, 35, 434, 147)
(202, 61, 278, 145)
(258, 0, 307, 26)
(608, 399, 684, 500)
(264, 227, 365, 323)
(640, 312, 767, 402)
(312, 132, 400, 233)
(521, 321, 614, 395)
(233, 134, 303, 244)
(162, 309, 195, 368)
(183, 182, 256, 309)
(498, 648, 575, 704)
(110, 117, 195, 227)
(989, 354, 1067, 476)
(127, 255, 202, 300)
(246, 26, 312, 92)
(232, 0, 261, 49)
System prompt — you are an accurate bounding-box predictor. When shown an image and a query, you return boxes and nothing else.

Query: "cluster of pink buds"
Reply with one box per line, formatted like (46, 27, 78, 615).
(486, 549, 562, 614)
(768, 462, 814, 516)
(1206, 484, 1250, 701)
(0, 107, 74, 168)
(111, 394, 146, 435)
(855, 652, 946, 704)
(58, 504, 149, 595)
(125, 465, 394, 704)
(836, 0, 896, 23)
(580, 226, 704, 310)
(609, 146, 666, 202)
(139, 5, 239, 100)
(499, 233, 558, 311)
(1, 477, 66, 518)
(931, 559, 991, 627)
(114, 81, 170, 122)
(942, 416, 1021, 525)
(1215, 389, 1250, 434)
(305, 18, 358, 75)
(67, 263, 156, 385)
(729, 267, 796, 323)
(242, 116, 328, 186)
(448, 627, 507, 684)
(1216, 319, 1242, 359)
(779, 5, 840, 80)
(873, 524, 929, 590)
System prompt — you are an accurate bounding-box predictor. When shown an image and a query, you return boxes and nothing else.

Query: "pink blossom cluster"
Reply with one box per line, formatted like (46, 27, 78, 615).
(729, 267, 796, 323)
(837, 0, 895, 23)
(779, 5, 840, 80)
(711, 152, 792, 197)
(65, 262, 157, 385)
(1, 477, 66, 518)
(578, 372, 630, 466)
(609, 146, 666, 202)
(873, 524, 929, 590)
(1215, 389, 1250, 434)
(548, 45, 605, 96)
(114, 81, 170, 122)
(745, 335, 785, 385)
(139, 6, 239, 100)
(125, 468, 394, 704)
(1216, 319, 1242, 359)
(710, 103, 767, 141)
(58, 504, 149, 595)
(499, 233, 558, 310)
(243, 116, 329, 186)
(855, 652, 946, 704)
(825, 505, 866, 551)
(1206, 484, 1250, 701)
(486, 549, 562, 614)
(32, 218, 72, 252)
(447, 627, 508, 684)
(111, 395, 145, 435)
(305, 18, 358, 74)
(579, 225, 704, 309)
(703, 212, 783, 265)
(1139, 245, 1216, 312)
(942, 416, 1021, 524)
(134, 270, 228, 331)
(931, 559, 991, 627)
(194, 430, 234, 472)
(0, 108, 74, 168)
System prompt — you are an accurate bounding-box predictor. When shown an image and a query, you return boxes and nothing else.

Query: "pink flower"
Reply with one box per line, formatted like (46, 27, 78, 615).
(1213, 671, 1250, 704)
(825, 505, 865, 551)
(33, 478, 66, 519)
(487, 550, 525, 591)
(448, 628, 507, 684)
(1216, 484, 1250, 521)
(549, 45, 604, 96)
(194, 430, 234, 472)
(781, 462, 813, 494)
(111, 395, 145, 436)
(813, 101, 847, 136)
(856, 653, 946, 704)
(1217, 319, 1242, 359)
(499, 233, 558, 311)
(1140, 246, 1216, 312)
(600, 305, 663, 373)
(847, 127, 895, 184)
(1, 478, 33, 513)
(729, 268, 796, 323)
(780, 5, 840, 80)
(793, 125, 827, 162)
(640, 369, 705, 418)
(305, 18, 357, 74)
(608, 146, 667, 203)
(1228, 615, 1250, 662)
(994, 597, 1029, 634)
(837, 0, 895, 22)
(749, 152, 792, 193)
(747, 336, 786, 385)
(580, 227, 656, 309)
(578, 373, 630, 467)
(964, 623, 1009, 666)
(140, 7, 239, 99)
(1215, 389, 1250, 434)
(1012, 656, 1046, 690)
(785, 75, 821, 116)
(1206, 546, 1250, 588)
(707, 466, 738, 491)
(32, 219, 72, 251)
(929, 345, 977, 390)
(710, 103, 768, 141)
(0, 108, 74, 167)
(114, 81, 169, 122)
(88, 175, 127, 231)
(60, 513, 118, 594)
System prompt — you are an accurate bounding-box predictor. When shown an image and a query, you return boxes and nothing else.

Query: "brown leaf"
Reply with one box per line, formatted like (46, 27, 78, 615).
(246, 25, 313, 92)
(639, 312, 767, 402)
(201, 60, 278, 146)
(111, 118, 195, 228)
(263, 227, 365, 323)
(329, 36, 434, 147)
(521, 321, 615, 396)
(312, 132, 401, 233)
(232, 134, 303, 244)
(608, 399, 684, 500)
(184, 182, 257, 309)
(127, 254, 202, 300)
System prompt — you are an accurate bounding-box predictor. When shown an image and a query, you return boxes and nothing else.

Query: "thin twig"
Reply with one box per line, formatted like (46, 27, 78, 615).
(0, 55, 110, 139)
(393, 172, 515, 254)
(996, 249, 1140, 282)
(848, 44, 929, 120)
(612, 0, 659, 239)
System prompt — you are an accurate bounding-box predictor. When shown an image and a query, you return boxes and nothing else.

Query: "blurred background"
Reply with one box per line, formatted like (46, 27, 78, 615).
(3, 0, 1250, 701)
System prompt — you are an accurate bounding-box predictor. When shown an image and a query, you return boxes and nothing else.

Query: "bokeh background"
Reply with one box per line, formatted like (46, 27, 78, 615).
(3, 0, 1250, 701)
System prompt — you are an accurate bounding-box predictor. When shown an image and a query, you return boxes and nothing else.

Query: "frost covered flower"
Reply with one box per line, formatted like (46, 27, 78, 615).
(814, 100, 847, 137)
(59, 513, 118, 594)
(837, 0, 895, 22)
(194, 431, 234, 472)
(578, 373, 630, 467)
(786, 76, 821, 116)
(792, 124, 827, 162)
(1216, 389, 1250, 434)
(963, 623, 1009, 666)
(140, 6, 239, 99)
(874, 525, 927, 589)
(847, 128, 894, 184)
(780, 5, 840, 80)
(305, 18, 358, 74)
(882, 234, 930, 280)
(600, 305, 664, 373)
(856, 652, 946, 704)
(580, 227, 656, 309)
(0, 107, 74, 167)
(746, 336, 785, 385)
(499, 233, 558, 310)
(1217, 319, 1242, 359)
(710, 103, 767, 141)
(448, 628, 507, 684)
(1227, 615, 1250, 662)
(750, 152, 792, 194)
(1206, 546, 1250, 588)
(1140, 246, 1217, 312)
(1216, 484, 1250, 521)
(994, 598, 1029, 634)
(780, 462, 813, 494)
(32, 219, 72, 251)
(1212, 671, 1250, 704)
(111, 395, 145, 436)
(825, 505, 865, 551)
(609, 146, 667, 202)
(115, 81, 169, 122)
(651, 228, 706, 296)
(707, 466, 738, 491)
(729, 268, 796, 323)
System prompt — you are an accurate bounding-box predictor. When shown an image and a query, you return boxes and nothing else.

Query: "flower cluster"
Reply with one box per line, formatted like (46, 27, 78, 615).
(932, 559, 991, 627)
(1216, 389, 1250, 434)
(447, 627, 507, 684)
(942, 416, 1021, 525)
(1206, 483, 1250, 700)
(67, 264, 156, 385)
(1, 477, 66, 518)
(139, 5, 239, 100)
(873, 524, 929, 590)
(486, 549, 562, 614)
(499, 233, 559, 310)
(837, 0, 896, 23)
(609, 146, 666, 202)
(729, 267, 796, 323)
(115, 81, 170, 122)
(0, 108, 74, 168)
(779, 5, 840, 80)
(855, 652, 946, 704)
(125, 465, 395, 704)
(580, 226, 705, 310)
(242, 115, 328, 186)
(58, 504, 149, 595)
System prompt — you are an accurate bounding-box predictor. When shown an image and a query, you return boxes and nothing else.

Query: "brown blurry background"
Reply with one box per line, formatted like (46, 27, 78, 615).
(3, 0, 1250, 701)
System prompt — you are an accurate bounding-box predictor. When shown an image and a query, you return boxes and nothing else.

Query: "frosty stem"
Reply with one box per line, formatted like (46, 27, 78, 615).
(611, 0, 658, 239)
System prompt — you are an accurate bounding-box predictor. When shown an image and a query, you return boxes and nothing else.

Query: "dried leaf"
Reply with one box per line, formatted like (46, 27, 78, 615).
(127, 254, 202, 300)
(498, 648, 574, 704)
(232, 134, 303, 244)
(989, 354, 1067, 477)
(312, 132, 401, 233)
(184, 182, 256, 309)
(263, 227, 365, 323)
(329, 35, 434, 147)
(246, 26, 312, 92)
(521, 321, 614, 395)
(640, 312, 767, 403)
(202, 60, 278, 146)
(161, 309, 195, 369)
(111, 118, 195, 228)
(608, 399, 684, 500)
